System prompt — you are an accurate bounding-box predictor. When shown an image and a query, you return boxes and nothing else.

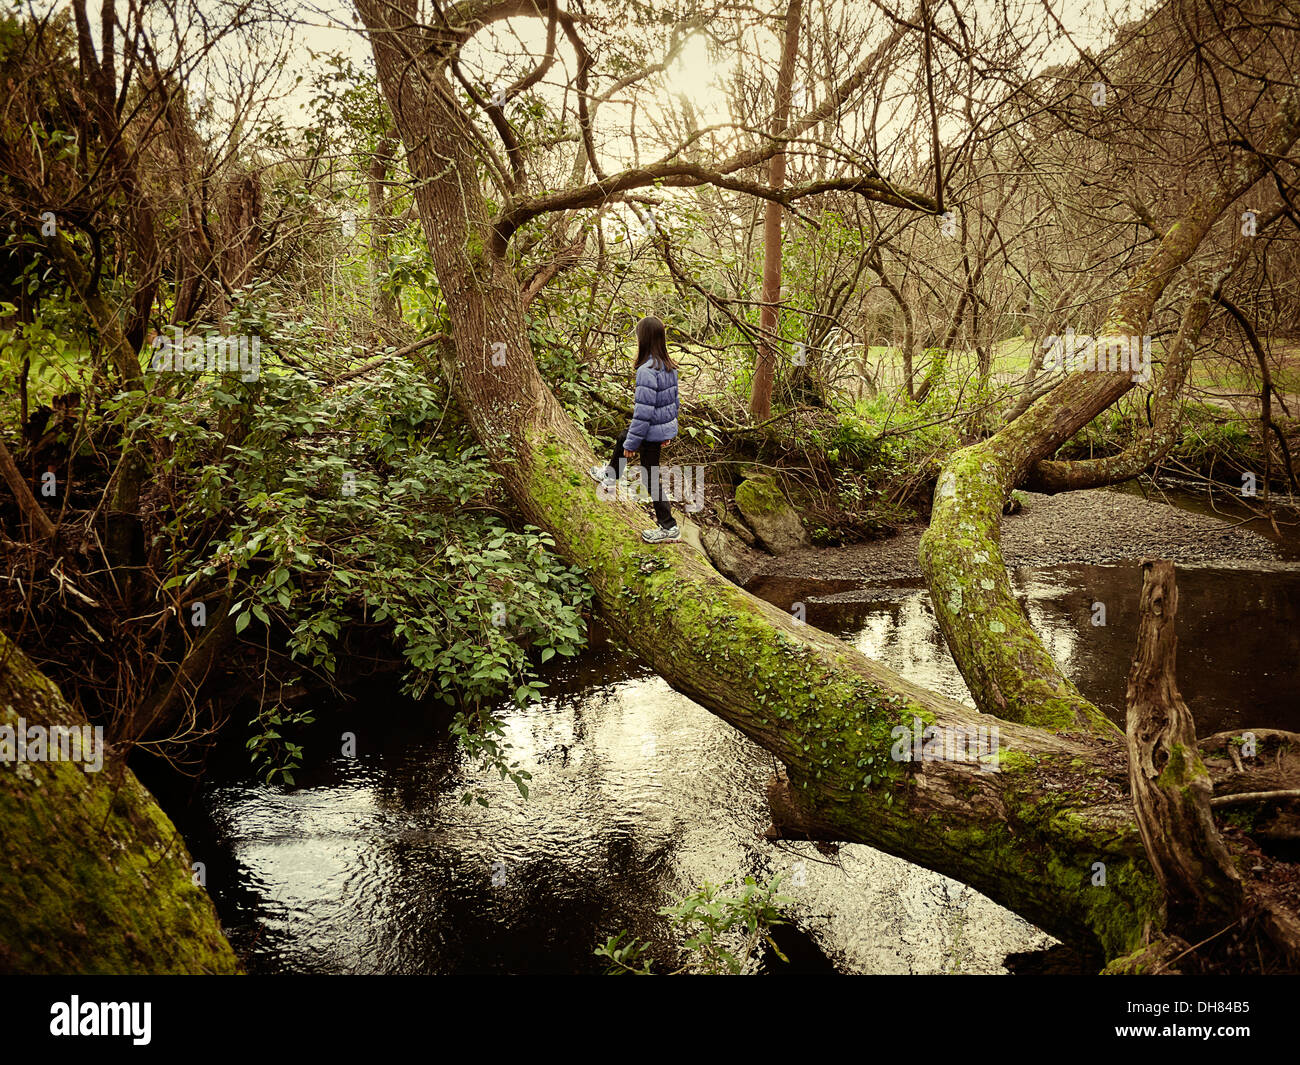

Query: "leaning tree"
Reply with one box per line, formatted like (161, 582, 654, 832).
(352, 0, 1300, 969)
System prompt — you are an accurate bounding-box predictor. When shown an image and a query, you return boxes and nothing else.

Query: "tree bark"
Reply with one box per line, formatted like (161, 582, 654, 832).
(1126, 561, 1242, 932)
(0, 629, 239, 973)
(1026, 221, 1273, 493)
(0, 436, 55, 540)
(750, 0, 803, 422)
(866, 248, 915, 399)
(919, 84, 1300, 733)
(368, 135, 401, 328)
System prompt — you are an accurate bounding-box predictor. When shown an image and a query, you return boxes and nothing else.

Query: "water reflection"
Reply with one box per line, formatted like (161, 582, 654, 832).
(753, 563, 1300, 735)
(186, 563, 1300, 975)
(189, 652, 1053, 975)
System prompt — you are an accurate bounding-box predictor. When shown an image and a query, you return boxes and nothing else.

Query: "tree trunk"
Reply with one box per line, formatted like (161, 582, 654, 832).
(368, 135, 402, 329)
(1126, 560, 1242, 932)
(1027, 226, 1267, 493)
(750, 0, 802, 422)
(216, 171, 264, 305)
(0, 436, 55, 540)
(0, 629, 239, 973)
(919, 84, 1300, 732)
(867, 250, 915, 399)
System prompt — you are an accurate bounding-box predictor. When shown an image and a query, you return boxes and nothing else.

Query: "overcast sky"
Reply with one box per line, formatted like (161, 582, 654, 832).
(62, 0, 1150, 172)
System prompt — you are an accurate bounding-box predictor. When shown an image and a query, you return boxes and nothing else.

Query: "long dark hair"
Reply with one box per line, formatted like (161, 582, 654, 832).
(634, 315, 676, 371)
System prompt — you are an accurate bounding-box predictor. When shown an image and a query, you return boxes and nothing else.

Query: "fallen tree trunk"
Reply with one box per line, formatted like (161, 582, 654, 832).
(1026, 208, 1284, 494)
(354, 0, 1299, 967)
(0, 630, 239, 974)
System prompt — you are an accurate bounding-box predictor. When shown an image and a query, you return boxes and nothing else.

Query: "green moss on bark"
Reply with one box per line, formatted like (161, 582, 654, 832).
(524, 431, 1166, 961)
(0, 633, 240, 974)
(921, 446, 1119, 735)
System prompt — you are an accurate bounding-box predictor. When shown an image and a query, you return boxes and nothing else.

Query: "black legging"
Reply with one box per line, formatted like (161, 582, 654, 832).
(609, 432, 674, 528)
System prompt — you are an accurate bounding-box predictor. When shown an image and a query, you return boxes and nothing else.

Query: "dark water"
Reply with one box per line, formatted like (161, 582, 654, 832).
(751, 562, 1300, 736)
(172, 649, 1050, 974)
(168, 530, 1300, 974)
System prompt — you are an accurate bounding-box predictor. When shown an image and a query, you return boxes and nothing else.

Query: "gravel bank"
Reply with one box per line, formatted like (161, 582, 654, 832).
(756, 487, 1287, 585)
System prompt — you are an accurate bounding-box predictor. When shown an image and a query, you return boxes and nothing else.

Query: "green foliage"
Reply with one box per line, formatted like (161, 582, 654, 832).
(380, 245, 444, 332)
(1174, 402, 1255, 469)
(592, 930, 654, 975)
(805, 397, 955, 499)
(246, 702, 316, 785)
(530, 317, 603, 416)
(827, 404, 910, 475)
(130, 328, 592, 796)
(304, 52, 392, 153)
(595, 874, 794, 975)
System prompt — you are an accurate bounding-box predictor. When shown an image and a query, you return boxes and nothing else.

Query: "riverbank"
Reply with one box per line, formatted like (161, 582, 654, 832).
(753, 484, 1294, 587)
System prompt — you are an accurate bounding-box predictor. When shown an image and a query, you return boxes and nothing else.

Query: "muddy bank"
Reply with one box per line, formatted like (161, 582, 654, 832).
(757, 486, 1289, 585)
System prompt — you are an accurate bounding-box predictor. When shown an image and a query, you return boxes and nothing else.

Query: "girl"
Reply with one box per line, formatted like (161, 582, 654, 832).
(590, 315, 681, 543)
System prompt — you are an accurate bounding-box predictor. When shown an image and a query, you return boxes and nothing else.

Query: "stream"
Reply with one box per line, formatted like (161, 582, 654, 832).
(157, 488, 1300, 975)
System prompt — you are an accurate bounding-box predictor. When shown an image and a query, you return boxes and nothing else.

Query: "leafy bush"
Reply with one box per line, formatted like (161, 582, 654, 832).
(126, 343, 592, 796)
(595, 874, 794, 975)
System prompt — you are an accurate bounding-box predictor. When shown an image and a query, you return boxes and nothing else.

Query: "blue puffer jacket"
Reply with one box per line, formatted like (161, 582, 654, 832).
(623, 359, 679, 451)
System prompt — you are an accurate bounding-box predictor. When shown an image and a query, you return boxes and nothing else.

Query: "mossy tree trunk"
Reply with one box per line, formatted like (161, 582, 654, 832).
(0, 631, 239, 974)
(355, 1, 1299, 966)
(1026, 210, 1283, 494)
(919, 85, 1300, 734)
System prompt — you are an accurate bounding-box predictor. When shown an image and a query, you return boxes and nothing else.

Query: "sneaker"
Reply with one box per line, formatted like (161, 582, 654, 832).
(642, 524, 681, 544)
(589, 463, 617, 486)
